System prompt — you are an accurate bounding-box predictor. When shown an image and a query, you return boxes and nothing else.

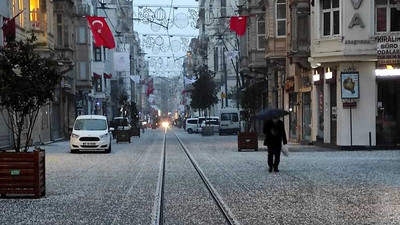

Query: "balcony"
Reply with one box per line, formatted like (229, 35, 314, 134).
(76, 4, 91, 16)
(76, 79, 93, 89)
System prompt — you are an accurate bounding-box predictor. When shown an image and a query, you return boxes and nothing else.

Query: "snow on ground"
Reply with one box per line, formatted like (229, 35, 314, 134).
(1, 128, 400, 225)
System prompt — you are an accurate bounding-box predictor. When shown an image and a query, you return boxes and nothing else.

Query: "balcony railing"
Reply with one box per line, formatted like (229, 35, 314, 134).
(76, 4, 91, 16)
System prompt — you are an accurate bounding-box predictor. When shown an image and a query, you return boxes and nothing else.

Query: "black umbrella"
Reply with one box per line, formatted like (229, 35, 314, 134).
(255, 108, 289, 120)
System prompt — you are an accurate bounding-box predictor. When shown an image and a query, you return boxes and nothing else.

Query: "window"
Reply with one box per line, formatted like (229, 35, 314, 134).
(187, 119, 197, 124)
(13, 0, 24, 27)
(29, 0, 39, 22)
(74, 119, 107, 131)
(257, 17, 266, 49)
(103, 47, 107, 61)
(276, 0, 286, 37)
(322, 0, 340, 36)
(376, 0, 400, 32)
(95, 78, 102, 92)
(297, 12, 309, 43)
(94, 46, 102, 61)
(18, 0, 23, 27)
(221, 0, 226, 17)
(12, 0, 16, 17)
(77, 26, 86, 44)
(79, 62, 87, 80)
(56, 13, 69, 47)
(221, 113, 238, 122)
(56, 14, 63, 46)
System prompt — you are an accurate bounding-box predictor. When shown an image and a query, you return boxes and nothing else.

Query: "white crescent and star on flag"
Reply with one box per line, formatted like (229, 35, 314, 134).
(92, 20, 103, 33)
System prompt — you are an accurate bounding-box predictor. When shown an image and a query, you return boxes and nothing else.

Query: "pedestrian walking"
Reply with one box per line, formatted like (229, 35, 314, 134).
(263, 117, 287, 172)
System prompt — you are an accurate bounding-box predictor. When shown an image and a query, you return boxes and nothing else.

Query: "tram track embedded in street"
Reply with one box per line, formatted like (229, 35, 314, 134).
(153, 128, 238, 225)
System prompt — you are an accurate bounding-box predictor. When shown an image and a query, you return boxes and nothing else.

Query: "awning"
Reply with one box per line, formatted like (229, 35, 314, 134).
(104, 73, 112, 79)
(93, 72, 102, 79)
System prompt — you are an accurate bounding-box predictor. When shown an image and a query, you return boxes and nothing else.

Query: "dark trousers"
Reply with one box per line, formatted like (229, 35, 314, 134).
(268, 149, 281, 169)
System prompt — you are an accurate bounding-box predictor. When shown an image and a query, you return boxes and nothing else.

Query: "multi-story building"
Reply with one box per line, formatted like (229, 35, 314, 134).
(74, 0, 95, 118)
(263, 0, 287, 111)
(309, 0, 400, 148)
(0, 1, 11, 148)
(238, 0, 268, 133)
(285, 0, 312, 143)
(53, 0, 78, 139)
(0, 0, 63, 145)
(197, 0, 239, 116)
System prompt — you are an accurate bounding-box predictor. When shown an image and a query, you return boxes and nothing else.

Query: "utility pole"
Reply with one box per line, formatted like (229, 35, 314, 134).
(223, 47, 228, 107)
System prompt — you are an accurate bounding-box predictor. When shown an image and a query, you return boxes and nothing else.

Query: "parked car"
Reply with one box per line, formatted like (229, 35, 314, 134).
(70, 115, 113, 153)
(197, 120, 220, 133)
(219, 108, 240, 135)
(185, 118, 198, 134)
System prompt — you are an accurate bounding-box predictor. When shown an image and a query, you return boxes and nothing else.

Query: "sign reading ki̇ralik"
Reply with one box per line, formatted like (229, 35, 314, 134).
(376, 36, 400, 65)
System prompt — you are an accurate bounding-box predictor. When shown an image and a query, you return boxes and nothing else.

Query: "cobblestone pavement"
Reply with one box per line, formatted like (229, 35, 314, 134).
(1, 130, 164, 225)
(176, 129, 400, 225)
(1, 128, 400, 225)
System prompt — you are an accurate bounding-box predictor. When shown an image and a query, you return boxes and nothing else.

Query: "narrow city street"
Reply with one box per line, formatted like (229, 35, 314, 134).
(1, 128, 400, 225)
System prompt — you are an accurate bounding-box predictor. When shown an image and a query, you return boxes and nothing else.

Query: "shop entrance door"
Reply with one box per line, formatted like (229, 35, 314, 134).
(330, 83, 337, 144)
(302, 92, 312, 141)
(376, 79, 400, 145)
(289, 93, 297, 139)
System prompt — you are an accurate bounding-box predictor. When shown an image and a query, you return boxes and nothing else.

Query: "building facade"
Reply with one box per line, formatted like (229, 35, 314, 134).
(310, 0, 400, 148)
(197, 0, 239, 116)
(0, 0, 11, 148)
(285, 0, 312, 143)
(238, 0, 268, 133)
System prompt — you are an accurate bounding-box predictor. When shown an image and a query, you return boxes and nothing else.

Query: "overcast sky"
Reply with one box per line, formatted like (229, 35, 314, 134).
(133, 0, 199, 77)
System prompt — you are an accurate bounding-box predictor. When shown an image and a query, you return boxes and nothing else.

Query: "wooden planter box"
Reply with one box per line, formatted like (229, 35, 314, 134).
(0, 150, 46, 198)
(116, 130, 131, 143)
(130, 128, 141, 137)
(238, 132, 258, 152)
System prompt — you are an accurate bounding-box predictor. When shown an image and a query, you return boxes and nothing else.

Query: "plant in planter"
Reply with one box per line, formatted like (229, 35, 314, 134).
(190, 65, 218, 136)
(238, 82, 264, 151)
(0, 34, 62, 198)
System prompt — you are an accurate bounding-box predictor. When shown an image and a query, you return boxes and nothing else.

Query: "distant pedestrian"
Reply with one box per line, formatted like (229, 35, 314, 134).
(263, 117, 287, 172)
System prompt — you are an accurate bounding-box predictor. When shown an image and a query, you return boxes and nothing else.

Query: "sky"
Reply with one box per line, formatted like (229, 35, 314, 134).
(133, 0, 200, 78)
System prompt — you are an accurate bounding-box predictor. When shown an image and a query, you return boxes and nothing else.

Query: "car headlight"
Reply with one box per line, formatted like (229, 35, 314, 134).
(99, 133, 108, 139)
(71, 133, 79, 139)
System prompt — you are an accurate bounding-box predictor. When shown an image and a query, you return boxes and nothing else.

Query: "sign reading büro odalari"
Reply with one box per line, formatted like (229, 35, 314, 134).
(376, 35, 400, 65)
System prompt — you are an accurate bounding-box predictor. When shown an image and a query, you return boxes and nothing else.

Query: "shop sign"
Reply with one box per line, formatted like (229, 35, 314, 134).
(341, 72, 359, 99)
(343, 102, 357, 108)
(344, 40, 372, 45)
(284, 80, 294, 90)
(376, 35, 400, 65)
(319, 91, 324, 114)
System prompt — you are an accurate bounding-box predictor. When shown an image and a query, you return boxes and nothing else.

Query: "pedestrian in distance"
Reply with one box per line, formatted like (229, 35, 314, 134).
(263, 117, 287, 172)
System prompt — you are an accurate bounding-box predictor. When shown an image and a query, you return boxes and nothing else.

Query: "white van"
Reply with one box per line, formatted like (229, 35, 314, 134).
(70, 115, 114, 153)
(185, 118, 199, 134)
(197, 116, 219, 133)
(219, 108, 240, 135)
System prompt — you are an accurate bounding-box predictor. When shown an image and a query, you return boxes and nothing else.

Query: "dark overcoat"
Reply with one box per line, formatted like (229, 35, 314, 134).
(263, 120, 287, 152)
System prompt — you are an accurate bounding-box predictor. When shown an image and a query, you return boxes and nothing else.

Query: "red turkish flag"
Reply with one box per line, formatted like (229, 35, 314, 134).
(230, 16, 248, 36)
(86, 16, 115, 49)
(2, 17, 16, 43)
(146, 79, 154, 96)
